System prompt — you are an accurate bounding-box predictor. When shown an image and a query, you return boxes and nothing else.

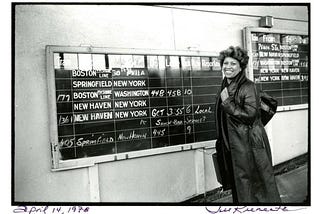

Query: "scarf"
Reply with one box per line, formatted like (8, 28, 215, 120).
(217, 69, 247, 150)
(220, 69, 247, 93)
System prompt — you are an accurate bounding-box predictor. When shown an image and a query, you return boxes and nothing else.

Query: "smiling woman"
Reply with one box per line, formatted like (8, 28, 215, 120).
(214, 46, 281, 203)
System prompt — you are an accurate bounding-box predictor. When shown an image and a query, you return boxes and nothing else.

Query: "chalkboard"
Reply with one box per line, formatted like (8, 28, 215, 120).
(244, 27, 309, 108)
(47, 47, 222, 168)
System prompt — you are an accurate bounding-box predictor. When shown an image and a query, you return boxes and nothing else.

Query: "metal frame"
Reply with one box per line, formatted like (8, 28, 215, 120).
(243, 27, 309, 112)
(46, 45, 217, 171)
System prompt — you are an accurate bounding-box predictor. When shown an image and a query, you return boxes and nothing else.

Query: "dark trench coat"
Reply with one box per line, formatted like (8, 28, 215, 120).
(215, 78, 281, 203)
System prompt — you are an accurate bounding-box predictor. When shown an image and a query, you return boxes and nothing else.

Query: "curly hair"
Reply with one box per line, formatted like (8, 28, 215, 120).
(218, 46, 249, 71)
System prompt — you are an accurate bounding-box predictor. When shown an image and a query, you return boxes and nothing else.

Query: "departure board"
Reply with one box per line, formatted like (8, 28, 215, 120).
(50, 50, 221, 161)
(245, 28, 309, 107)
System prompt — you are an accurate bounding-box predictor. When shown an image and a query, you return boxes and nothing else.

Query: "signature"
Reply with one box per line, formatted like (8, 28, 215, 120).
(12, 206, 90, 214)
(205, 206, 306, 214)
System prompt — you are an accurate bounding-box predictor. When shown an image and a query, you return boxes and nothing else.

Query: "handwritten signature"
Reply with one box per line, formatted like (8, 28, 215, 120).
(12, 206, 90, 214)
(205, 206, 306, 214)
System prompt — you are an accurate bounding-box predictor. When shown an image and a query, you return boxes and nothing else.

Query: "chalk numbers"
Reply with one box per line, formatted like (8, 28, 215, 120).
(167, 107, 184, 116)
(58, 115, 71, 125)
(153, 128, 166, 137)
(150, 89, 165, 97)
(186, 125, 192, 134)
(167, 89, 182, 97)
(150, 89, 192, 97)
(57, 94, 70, 102)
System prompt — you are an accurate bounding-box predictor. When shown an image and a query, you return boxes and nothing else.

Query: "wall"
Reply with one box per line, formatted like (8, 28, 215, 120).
(270, 110, 308, 165)
(15, 4, 308, 202)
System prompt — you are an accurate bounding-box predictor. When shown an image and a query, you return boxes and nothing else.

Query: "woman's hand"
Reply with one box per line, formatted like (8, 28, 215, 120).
(221, 87, 229, 102)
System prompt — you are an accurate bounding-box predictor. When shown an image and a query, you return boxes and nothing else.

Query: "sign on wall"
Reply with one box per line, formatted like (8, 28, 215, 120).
(47, 46, 221, 170)
(244, 27, 309, 109)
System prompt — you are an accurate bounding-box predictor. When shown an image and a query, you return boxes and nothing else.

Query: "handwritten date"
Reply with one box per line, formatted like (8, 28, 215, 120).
(13, 206, 89, 214)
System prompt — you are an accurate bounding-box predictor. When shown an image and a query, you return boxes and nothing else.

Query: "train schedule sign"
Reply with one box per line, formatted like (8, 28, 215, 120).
(46, 46, 221, 170)
(243, 27, 309, 109)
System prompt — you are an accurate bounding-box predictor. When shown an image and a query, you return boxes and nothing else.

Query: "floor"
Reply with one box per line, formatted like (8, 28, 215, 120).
(187, 163, 308, 204)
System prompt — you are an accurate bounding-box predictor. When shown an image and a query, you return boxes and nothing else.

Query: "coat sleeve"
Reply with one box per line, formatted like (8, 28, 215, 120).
(221, 83, 258, 125)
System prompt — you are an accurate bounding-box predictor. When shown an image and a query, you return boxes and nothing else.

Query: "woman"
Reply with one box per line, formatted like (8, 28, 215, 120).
(215, 46, 281, 203)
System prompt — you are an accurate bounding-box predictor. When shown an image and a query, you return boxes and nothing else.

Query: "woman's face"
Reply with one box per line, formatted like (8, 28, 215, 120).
(222, 57, 241, 79)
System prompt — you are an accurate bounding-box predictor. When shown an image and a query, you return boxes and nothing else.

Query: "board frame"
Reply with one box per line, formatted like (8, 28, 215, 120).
(46, 45, 218, 171)
(243, 27, 309, 111)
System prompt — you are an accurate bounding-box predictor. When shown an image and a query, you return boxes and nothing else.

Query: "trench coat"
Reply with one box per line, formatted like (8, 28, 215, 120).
(215, 78, 281, 203)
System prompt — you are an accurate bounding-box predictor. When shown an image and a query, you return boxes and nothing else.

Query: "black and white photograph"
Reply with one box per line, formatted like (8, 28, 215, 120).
(8, 1, 317, 213)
